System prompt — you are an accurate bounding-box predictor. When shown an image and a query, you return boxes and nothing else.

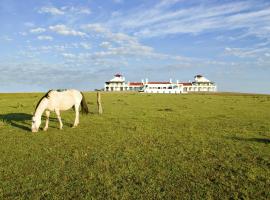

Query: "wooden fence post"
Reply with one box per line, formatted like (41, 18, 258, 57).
(97, 92, 103, 114)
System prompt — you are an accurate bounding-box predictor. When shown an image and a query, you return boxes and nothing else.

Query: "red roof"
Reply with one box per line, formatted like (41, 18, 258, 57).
(147, 82, 171, 84)
(179, 82, 192, 86)
(129, 82, 143, 86)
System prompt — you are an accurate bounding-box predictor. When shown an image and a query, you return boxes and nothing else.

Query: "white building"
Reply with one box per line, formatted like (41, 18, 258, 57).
(181, 75, 217, 93)
(104, 74, 216, 93)
(141, 75, 216, 93)
(142, 79, 183, 94)
(104, 74, 143, 92)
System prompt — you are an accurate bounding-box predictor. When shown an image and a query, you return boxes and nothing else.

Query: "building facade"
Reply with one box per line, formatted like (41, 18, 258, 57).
(104, 74, 217, 93)
(181, 75, 217, 93)
(104, 74, 143, 92)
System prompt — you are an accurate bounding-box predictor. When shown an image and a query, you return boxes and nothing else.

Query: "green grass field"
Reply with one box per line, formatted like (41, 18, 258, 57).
(0, 92, 269, 199)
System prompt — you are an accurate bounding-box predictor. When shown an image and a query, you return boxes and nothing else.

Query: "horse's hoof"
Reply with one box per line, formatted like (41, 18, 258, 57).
(43, 128, 48, 131)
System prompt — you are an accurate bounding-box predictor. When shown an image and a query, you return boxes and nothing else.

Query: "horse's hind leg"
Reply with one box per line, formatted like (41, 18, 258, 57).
(55, 109, 63, 130)
(73, 103, 80, 128)
(43, 110, 50, 131)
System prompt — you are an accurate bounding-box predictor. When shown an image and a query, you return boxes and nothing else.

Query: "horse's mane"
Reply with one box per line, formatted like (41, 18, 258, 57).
(34, 90, 53, 112)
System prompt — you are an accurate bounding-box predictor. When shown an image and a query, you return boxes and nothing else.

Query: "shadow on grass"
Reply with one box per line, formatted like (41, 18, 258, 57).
(0, 113, 32, 131)
(0, 113, 71, 132)
(227, 136, 270, 144)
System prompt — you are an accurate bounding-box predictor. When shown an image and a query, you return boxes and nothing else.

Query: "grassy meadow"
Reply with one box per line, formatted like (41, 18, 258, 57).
(0, 92, 269, 199)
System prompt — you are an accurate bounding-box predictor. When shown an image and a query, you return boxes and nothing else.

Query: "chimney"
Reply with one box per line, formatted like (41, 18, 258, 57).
(176, 80, 179, 84)
(170, 78, 172, 83)
(145, 78, 148, 84)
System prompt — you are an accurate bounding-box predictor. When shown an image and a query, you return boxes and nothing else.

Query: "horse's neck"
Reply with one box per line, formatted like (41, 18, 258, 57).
(34, 98, 48, 118)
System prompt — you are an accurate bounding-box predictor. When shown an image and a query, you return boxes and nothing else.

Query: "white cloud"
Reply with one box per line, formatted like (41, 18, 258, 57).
(24, 22, 35, 27)
(224, 47, 270, 60)
(0, 61, 99, 91)
(108, 32, 137, 44)
(100, 41, 112, 48)
(26, 43, 92, 54)
(0, 36, 13, 41)
(61, 6, 91, 15)
(37, 35, 53, 41)
(49, 25, 87, 37)
(83, 23, 138, 44)
(82, 23, 109, 33)
(62, 53, 77, 58)
(38, 6, 65, 15)
(77, 7, 91, 15)
(38, 5, 91, 16)
(83, 23, 194, 61)
(30, 27, 46, 34)
(113, 0, 123, 3)
(106, 1, 270, 40)
(111, 11, 121, 17)
(79, 42, 91, 49)
(19, 32, 28, 36)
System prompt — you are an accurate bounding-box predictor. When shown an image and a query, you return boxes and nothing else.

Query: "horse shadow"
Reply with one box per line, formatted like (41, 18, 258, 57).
(0, 113, 72, 132)
(226, 136, 270, 144)
(0, 113, 32, 131)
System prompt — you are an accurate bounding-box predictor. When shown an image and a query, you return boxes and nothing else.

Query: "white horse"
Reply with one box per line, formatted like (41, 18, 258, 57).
(31, 89, 88, 132)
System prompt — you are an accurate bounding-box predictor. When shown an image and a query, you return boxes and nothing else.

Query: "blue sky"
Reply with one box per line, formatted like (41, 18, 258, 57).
(0, 0, 270, 93)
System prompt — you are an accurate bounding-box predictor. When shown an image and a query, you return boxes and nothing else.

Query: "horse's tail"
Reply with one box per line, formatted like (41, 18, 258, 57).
(80, 92, 89, 114)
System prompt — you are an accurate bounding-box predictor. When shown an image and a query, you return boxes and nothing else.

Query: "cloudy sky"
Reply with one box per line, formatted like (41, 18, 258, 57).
(0, 0, 270, 93)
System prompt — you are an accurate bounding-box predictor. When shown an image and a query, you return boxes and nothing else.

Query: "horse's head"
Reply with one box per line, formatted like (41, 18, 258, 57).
(31, 115, 41, 132)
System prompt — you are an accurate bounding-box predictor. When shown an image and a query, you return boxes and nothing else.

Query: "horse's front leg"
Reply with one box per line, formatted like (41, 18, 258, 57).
(73, 104, 80, 128)
(43, 110, 50, 131)
(55, 110, 63, 130)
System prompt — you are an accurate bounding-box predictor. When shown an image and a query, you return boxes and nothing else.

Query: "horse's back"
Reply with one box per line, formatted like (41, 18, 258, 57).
(47, 89, 82, 111)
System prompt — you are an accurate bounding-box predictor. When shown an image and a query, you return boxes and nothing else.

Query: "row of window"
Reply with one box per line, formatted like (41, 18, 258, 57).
(105, 87, 141, 91)
(145, 86, 215, 91)
(145, 86, 178, 89)
(147, 91, 182, 94)
(183, 87, 215, 91)
(193, 83, 214, 86)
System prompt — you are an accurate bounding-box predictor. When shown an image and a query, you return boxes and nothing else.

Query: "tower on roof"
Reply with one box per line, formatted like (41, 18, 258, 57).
(114, 73, 122, 77)
(194, 75, 210, 83)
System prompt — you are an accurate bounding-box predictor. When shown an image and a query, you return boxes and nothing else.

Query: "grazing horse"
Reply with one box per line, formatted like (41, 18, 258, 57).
(31, 89, 88, 132)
